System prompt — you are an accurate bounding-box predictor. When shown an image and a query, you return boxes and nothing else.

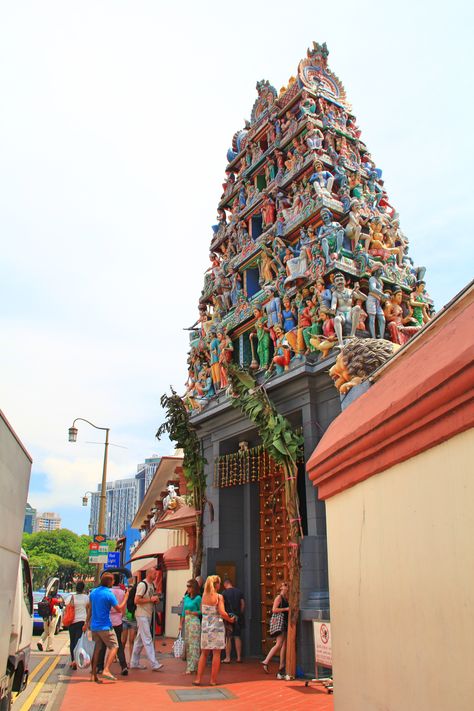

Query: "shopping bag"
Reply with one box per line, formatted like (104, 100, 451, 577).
(173, 632, 185, 659)
(74, 632, 95, 669)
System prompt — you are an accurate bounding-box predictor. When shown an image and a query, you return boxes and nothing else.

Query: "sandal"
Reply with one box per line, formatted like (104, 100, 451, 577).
(261, 662, 269, 674)
(101, 672, 117, 681)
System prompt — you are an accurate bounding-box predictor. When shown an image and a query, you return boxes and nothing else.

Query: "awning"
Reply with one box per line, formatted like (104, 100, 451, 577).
(128, 553, 163, 572)
(163, 545, 190, 571)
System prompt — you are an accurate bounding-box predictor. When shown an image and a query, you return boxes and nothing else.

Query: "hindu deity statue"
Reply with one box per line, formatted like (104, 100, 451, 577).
(410, 281, 431, 327)
(345, 199, 368, 252)
(317, 208, 345, 265)
(366, 263, 387, 339)
(384, 287, 420, 345)
(249, 306, 271, 370)
(309, 307, 337, 359)
(331, 273, 363, 349)
(309, 160, 334, 198)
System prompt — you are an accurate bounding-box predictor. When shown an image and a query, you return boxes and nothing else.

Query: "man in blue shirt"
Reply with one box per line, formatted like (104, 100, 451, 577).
(84, 572, 129, 682)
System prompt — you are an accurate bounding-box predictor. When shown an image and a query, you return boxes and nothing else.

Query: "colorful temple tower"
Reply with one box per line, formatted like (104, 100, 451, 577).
(182, 42, 432, 669)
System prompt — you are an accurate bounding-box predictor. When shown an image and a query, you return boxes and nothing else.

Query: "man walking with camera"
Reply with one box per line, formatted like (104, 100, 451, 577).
(130, 566, 164, 671)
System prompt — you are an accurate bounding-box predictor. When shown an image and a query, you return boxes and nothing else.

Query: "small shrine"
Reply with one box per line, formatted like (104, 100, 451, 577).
(183, 41, 432, 411)
(172, 41, 434, 672)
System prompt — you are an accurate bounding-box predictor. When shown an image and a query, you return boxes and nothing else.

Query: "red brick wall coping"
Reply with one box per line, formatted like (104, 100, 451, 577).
(307, 284, 474, 500)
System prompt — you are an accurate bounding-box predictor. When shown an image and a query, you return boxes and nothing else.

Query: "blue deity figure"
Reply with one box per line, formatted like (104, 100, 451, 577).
(265, 289, 282, 329)
(317, 208, 344, 265)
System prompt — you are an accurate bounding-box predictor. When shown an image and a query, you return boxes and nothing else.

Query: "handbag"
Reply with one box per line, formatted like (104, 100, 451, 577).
(173, 632, 185, 659)
(269, 611, 285, 637)
(62, 595, 75, 627)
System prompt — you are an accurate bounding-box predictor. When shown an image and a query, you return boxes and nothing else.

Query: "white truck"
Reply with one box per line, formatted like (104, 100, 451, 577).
(0, 410, 33, 711)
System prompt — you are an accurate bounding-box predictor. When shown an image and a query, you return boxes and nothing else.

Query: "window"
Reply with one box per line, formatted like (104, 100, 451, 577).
(244, 267, 261, 298)
(21, 557, 33, 615)
(251, 214, 263, 241)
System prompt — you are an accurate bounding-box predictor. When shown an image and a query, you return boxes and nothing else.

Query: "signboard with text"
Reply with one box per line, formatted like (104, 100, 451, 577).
(313, 620, 332, 670)
(88, 541, 109, 564)
(104, 552, 121, 570)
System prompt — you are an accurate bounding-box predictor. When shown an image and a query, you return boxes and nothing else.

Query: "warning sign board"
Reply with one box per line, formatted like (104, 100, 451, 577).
(313, 620, 332, 669)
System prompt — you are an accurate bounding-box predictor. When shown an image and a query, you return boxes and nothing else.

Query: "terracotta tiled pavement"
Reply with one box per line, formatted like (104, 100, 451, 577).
(59, 638, 334, 711)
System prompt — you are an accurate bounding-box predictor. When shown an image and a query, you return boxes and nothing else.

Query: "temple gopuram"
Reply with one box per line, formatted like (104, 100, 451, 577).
(180, 42, 432, 670)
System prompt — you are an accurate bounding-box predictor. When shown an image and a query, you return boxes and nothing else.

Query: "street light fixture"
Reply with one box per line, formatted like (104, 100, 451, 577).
(82, 491, 93, 507)
(68, 417, 110, 582)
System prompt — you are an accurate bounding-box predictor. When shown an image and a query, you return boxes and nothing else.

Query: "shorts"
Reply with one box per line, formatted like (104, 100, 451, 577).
(92, 628, 118, 649)
(122, 618, 137, 630)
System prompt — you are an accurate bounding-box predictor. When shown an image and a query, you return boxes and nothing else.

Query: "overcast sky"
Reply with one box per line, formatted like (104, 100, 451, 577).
(1, 1, 472, 534)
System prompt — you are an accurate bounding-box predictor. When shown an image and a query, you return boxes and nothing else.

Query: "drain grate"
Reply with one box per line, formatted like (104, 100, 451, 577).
(167, 687, 236, 703)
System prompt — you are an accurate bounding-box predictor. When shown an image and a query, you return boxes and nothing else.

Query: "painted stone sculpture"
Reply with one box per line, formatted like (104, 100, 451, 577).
(329, 338, 400, 394)
(182, 41, 433, 411)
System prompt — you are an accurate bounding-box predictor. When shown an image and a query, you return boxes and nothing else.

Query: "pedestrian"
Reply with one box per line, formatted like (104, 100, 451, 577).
(261, 582, 290, 679)
(66, 581, 89, 669)
(96, 575, 128, 676)
(121, 579, 138, 663)
(193, 575, 235, 687)
(129, 567, 164, 671)
(222, 578, 245, 663)
(37, 586, 62, 652)
(195, 575, 204, 596)
(84, 571, 129, 683)
(178, 579, 202, 674)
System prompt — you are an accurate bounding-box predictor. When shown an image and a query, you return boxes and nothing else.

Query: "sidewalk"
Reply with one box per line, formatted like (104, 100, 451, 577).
(59, 638, 334, 711)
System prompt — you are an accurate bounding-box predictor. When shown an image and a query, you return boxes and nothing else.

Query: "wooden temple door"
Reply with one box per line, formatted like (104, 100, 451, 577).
(258, 450, 289, 654)
(214, 446, 289, 655)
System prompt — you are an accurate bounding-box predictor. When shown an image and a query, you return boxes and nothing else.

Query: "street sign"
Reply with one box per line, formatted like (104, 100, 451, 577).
(88, 541, 108, 564)
(313, 620, 332, 670)
(93, 534, 107, 543)
(104, 551, 120, 570)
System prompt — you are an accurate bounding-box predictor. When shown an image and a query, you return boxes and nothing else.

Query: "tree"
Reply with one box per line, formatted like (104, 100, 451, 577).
(22, 529, 97, 587)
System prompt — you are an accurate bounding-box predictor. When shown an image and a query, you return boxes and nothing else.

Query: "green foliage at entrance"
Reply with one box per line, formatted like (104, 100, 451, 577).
(226, 364, 304, 464)
(156, 389, 208, 576)
(22, 529, 97, 588)
(156, 389, 206, 499)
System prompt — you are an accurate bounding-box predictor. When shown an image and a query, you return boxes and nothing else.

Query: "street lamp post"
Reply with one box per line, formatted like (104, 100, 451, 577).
(68, 418, 110, 582)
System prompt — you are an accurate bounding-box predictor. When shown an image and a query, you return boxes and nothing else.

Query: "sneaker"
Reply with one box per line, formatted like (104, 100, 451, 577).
(276, 669, 286, 680)
(37, 642, 43, 651)
(152, 663, 164, 671)
(121, 668, 128, 676)
(129, 664, 147, 670)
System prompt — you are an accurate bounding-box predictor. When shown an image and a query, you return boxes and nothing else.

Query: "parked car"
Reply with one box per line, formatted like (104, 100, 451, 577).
(32, 583, 65, 635)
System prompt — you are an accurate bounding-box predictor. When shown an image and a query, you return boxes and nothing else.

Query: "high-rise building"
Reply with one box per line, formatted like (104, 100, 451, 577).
(135, 455, 161, 503)
(24, 503, 37, 533)
(89, 476, 139, 540)
(35, 511, 61, 532)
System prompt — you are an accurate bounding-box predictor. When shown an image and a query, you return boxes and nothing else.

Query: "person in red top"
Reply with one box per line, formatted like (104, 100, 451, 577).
(37, 591, 62, 652)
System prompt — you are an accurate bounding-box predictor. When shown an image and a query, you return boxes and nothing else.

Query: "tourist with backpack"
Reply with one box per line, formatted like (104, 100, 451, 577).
(37, 589, 62, 652)
(130, 567, 164, 671)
